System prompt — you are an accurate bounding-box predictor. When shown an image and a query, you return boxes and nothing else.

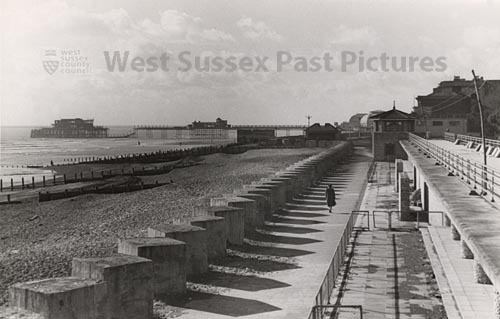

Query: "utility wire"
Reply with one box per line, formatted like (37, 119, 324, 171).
(427, 81, 486, 114)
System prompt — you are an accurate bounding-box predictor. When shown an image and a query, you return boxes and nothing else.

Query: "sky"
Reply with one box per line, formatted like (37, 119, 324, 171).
(1, 0, 500, 126)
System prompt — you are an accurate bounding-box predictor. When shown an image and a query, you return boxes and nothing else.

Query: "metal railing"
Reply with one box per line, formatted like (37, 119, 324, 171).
(355, 210, 445, 230)
(311, 305, 363, 319)
(411, 210, 444, 229)
(311, 211, 355, 316)
(409, 133, 499, 202)
(445, 132, 500, 148)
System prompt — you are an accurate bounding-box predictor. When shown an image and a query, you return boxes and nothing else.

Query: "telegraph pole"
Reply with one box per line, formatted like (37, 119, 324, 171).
(472, 70, 487, 166)
(306, 115, 312, 127)
(472, 70, 488, 196)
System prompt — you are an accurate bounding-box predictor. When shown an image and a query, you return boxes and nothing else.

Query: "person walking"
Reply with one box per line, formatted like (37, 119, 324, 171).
(325, 184, 336, 213)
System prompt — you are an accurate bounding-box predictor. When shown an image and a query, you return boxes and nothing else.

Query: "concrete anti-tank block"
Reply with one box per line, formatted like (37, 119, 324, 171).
(244, 187, 274, 219)
(236, 193, 267, 226)
(0, 306, 44, 319)
(210, 196, 258, 234)
(259, 181, 287, 208)
(118, 237, 186, 297)
(147, 224, 208, 276)
(9, 277, 107, 319)
(270, 177, 296, 200)
(275, 173, 301, 194)
(190, 216, 226, 261)
(71, 255, 153, 319)
(201, 206, 245, 245)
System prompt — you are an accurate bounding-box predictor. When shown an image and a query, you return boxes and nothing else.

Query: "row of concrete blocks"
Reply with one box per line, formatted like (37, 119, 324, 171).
(8, 215, 227, 319)
(6, 143, 353, 319)
(463, 140, 500, 158)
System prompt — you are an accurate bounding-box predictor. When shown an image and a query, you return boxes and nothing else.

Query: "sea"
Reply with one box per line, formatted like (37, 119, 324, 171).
(0, 126, 229, 185)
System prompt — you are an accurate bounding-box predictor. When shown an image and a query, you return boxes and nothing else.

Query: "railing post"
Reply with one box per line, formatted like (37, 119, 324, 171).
(474, 166, 477, 189)
(492, 174, 495, 202)
(483, 164, 487, 195)
(467, 159, 471, 184)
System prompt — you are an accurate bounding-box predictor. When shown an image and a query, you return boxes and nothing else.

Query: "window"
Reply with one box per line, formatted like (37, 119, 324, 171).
(449, 121, 460, 126)
(432, 121, 443, 126)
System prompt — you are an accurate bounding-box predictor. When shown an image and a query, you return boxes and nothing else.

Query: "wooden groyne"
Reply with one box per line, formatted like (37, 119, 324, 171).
(57, 143, 249, 165)
(0, 144, 249, 205)
(0, 144, 249, 192)
(37, 180, 169, 202)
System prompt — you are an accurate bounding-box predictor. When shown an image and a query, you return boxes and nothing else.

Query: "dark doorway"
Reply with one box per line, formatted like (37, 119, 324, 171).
(413, 166, 417, 189)
(384, 143, 396, 162)
(423, 182, 429, 211)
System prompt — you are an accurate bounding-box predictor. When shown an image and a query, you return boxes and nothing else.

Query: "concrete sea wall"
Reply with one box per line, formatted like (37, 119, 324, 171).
(400, 140, 500, 318)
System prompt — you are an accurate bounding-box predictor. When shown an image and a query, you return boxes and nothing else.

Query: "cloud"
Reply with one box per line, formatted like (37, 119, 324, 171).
(330, 25, 379, 46)
(200, 29, 235, 42)
(236, 16, 282, 42)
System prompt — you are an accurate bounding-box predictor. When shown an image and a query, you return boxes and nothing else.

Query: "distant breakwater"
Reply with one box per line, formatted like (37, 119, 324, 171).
(57, 143, 250, 166)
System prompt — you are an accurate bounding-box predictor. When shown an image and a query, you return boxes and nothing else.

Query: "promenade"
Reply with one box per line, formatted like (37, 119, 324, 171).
(429, 139, 500, 170)
(329, 162, 446, 319)
(154, 148, 372, 318)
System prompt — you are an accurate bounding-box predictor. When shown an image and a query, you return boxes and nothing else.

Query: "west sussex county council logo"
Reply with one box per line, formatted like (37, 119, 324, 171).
(42, 49, 59, 75)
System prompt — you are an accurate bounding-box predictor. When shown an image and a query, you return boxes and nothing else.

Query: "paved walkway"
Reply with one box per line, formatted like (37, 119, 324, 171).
(429, 139, 500, 170)
(329, 162, 446, 319)
(425, 226, 495, 319)
(155, 148, 372, 318)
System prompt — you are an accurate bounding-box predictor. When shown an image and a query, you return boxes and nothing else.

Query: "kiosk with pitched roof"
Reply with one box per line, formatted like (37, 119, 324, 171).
(370, 104, 416, 161)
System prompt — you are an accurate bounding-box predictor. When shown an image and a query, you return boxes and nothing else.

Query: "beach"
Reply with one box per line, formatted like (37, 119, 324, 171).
(0, 126, 234, 185)
(0, 147, 322, 305)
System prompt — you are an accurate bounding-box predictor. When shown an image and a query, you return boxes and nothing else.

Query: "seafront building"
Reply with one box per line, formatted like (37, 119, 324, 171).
(413, 76, 500, 138)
